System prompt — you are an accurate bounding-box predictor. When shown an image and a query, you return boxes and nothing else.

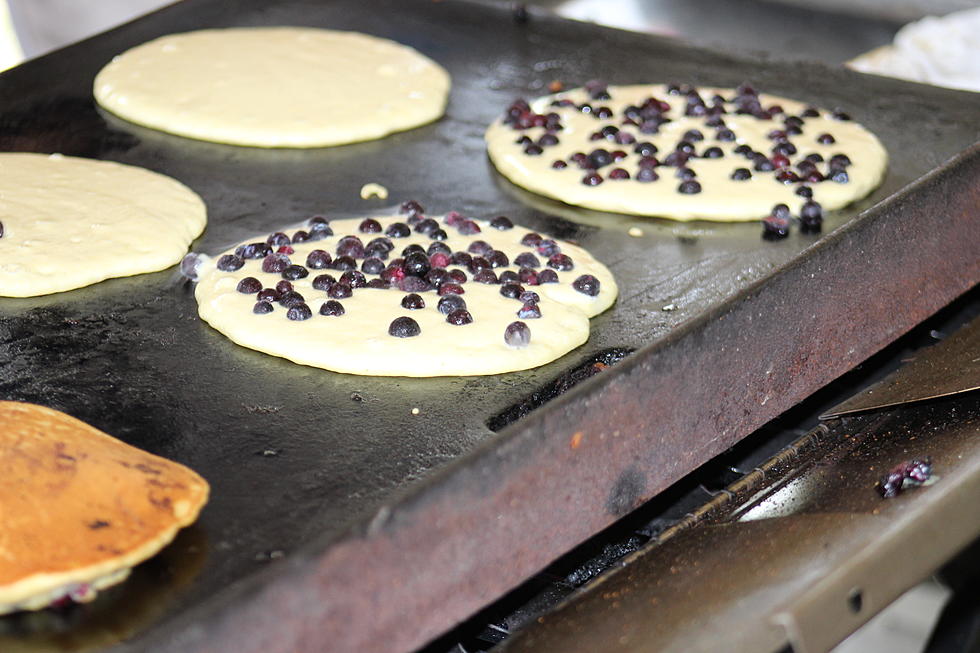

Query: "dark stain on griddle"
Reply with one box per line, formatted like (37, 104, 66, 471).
(536, 214, 598, 242)
(0, 98, 139, 156)
(606, 467, 646, 517)
(486, 348, 634, 432)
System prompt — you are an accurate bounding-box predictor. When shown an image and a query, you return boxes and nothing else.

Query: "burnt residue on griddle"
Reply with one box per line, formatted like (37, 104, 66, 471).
(606, 466, 647, 517)
(0, 98, 139, 157)
(486, 348, 634, 432)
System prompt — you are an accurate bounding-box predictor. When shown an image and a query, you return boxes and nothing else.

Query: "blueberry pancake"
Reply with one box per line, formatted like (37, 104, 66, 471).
(485, 82, 887, 221)
(191, 204, 617, 376)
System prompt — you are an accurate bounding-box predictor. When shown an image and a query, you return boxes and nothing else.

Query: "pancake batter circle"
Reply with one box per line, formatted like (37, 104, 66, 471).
(0, 153, 207, 297)
(94, 27, 452, 148)
(193, 210, 617, 376)
(485, 83, 888, 221)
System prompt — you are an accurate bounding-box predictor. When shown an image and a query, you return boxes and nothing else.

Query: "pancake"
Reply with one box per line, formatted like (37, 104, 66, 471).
(94, 27, 451, 148)
(0, 402, 209, 614)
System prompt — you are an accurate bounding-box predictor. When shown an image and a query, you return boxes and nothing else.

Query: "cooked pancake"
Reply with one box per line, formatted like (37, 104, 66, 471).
(0, 402, 209, 614)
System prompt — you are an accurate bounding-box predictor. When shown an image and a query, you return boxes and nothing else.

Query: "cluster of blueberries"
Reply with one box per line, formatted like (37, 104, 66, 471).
(504, 81, 855, 215)
(213, 201, 601, 347)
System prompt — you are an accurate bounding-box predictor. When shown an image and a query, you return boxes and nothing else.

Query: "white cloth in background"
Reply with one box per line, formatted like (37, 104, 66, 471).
(848, 5, 980, 93)
(7, 0, 171, 59)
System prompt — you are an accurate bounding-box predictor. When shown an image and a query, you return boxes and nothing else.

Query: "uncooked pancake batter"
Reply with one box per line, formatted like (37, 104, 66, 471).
(0, 153, 207, 297)
(94, 27, 451, 148)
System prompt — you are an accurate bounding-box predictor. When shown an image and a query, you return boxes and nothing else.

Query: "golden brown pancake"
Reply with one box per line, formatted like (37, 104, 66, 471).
(0, 402, 209, 614)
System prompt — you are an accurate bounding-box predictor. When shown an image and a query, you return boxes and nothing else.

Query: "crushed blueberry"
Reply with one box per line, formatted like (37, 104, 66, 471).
(389, 316, 421, 337)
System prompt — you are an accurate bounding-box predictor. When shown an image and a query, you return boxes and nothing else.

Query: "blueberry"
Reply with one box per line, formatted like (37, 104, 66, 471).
(276, 280, 294, 294)
(817, 133, 835, 145)
(514, 252, 540, 268)
(402, 251, 431, 277)
(468, 257, 491, 273)
(683, 129, 704, 142)
(389, 316, 421, 337)
(362, 257, 385, 274)
(327, 283, 352, 299)
(520, 232, 543, 247)
(829, 153, 852, 168)
(426, 268, 451, 287)
(399, 276, 432, 293)
(676, 167, 697, 180)
(401, 293, 425, 309)
(319, 300, 345, 316)
(258, 288, 279, 302)
(332, 255, 357, 271)
(537, 134, 559, 147)
(446, 309, 474, 325)
(253, 300, 274, 314)
(753, 157, 775, 172)
(536, 239, 561, 257)
(772, 142, 797, 156)
(473, 269, 499, 284)
(429, 252, 451, 269)
(359, 218, 382, 233)
(427, 241, 452, 256)
(261, 253, 290, 273)
(830, 170, 849, 183)
(572, 274, 600, 296)
(801, 107, 820, 117)
(306, 250, 332, 269)
(500, 283, 525, 299)
(292, 230, 310, 244)
(490, 215, 514, 230)
(279, 290, 306, 307)
(701, 146, 723, 158)
(399, 200, 425, 216)
(468, 240, 493, 256)
(519, 268, 539, 285)
(636, 168, 659, 183)
(831, 108, 851, 121)
(312, 274, 336, 290)
(588, 148, 612, 168)
(415, 218, 440, 234)
(287, 304, 313, 321)
(731, 167, 752, 181)
(336, 236, 364, 259)
(796, 185, 814, 198)
(762, 215, 790, 240)
(366, 237, 394, 252)
(537, 269, 559, 284)
(438, 294, 466, 315)
(488, 251, 510, 268)
(678, 180, 702, 194)
(365, 279, 390, 289)
(386, 222, 411, 238)
(451, 251, 472, 267)
(609, 168, 630, 180)
(430, 228, 448, 241)
(548, 253, 574, 271)
(266, 232, 291, 247)
(504, 321, 531, 348)
(340, 270, 367, 288)
(217, 254, 244, 271)
(499, 270, 520, 284)
(237, 277, 262, 294)
(438, 283, 465, 296)
(634, 141, 658, 157)
(519, 290, 540, 304)
(237, 242, 272, 259)
(282, 264, 309, 280)
(800, 200, 823, 232)
(552, 160, 568, 170)
(716, 128, 736, 141)
(772, 203, 791, 220)
(517, 303, 542, 319)
(308, 222, 333, 240)
(457, 220, 482, 235)
(524, 144, 544, 156)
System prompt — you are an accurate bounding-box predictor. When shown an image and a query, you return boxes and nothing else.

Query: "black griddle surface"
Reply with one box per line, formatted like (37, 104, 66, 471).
(0, 0, 978, 650)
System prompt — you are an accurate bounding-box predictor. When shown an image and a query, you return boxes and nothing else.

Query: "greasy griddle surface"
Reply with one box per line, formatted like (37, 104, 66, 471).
(0, 0, 977, 648)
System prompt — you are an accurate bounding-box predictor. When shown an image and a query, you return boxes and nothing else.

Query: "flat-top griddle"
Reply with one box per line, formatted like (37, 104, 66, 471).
(0, 1, 977, 652)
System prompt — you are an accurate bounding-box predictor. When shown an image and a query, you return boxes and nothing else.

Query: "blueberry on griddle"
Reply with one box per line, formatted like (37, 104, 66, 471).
(762, 215, 790, 240)
(216, 254, 244, 271)
(504, 321, 531, 348)
(572, 274, 600, 296)
(438, 294, 466, 315)
(401, 293, 425, 310)
(446, 309, 474, 325)
(319, 300, 345, 316)
(490, 215, 514, 230)
(799, 200, 823, 233)
(237, 277, 262, 294)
